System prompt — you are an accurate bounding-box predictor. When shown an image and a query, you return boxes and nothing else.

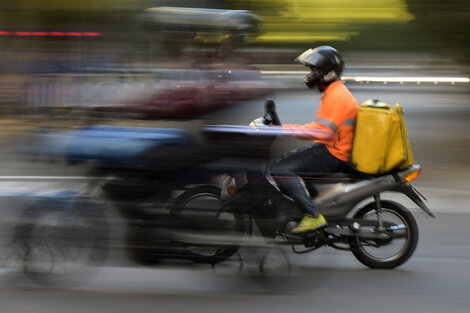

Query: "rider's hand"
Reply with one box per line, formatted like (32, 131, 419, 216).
(249, 117, 265, 131)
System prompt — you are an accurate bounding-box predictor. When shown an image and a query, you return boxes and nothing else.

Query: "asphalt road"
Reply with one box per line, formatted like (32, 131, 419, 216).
(0, 212, 469, 313)
(0, 83, 470, 313)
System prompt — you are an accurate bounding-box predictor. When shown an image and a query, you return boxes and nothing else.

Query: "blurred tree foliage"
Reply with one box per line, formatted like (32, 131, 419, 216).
(226, 0, 470, 64)
(0, 0, 468, 64)
(227, 0, 413, 43)
(407, 0, 470, 63)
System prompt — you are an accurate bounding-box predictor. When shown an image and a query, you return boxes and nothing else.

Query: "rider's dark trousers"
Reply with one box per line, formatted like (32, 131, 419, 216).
(270, 144, 345, 216)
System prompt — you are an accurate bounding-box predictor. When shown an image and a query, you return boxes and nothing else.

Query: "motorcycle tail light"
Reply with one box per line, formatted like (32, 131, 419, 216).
(403, 168, 422, 182)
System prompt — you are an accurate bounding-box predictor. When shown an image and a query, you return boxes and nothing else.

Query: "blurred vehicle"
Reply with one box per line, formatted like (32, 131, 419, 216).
(97, 66, 270, 119)
(21, 7, 270, 120)
(23, 66, 270, 119)
(17, 97, 435, 288)
(22, 124, 218, 270)
(139, 7, 260, 33)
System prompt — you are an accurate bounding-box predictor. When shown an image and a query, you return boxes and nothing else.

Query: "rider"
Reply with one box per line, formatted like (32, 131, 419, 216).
(271, 46, 358, 233)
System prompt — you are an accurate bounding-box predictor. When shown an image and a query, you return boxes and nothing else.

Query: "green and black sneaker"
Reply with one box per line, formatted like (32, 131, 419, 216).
(291, 214, 327, 233)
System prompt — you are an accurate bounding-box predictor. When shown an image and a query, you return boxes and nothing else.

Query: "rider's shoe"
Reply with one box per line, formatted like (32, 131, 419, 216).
(291, 214, 327, 233)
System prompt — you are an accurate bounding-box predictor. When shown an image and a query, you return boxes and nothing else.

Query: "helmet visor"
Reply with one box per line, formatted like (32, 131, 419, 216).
(294, 48, 327, 67)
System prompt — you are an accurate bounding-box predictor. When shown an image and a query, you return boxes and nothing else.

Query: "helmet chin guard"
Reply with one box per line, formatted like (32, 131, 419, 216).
(304, 71, 323, 90)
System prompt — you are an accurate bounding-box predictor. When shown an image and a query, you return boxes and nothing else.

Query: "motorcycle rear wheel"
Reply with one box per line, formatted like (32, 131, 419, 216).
(349, 200, 418, 269)
(170, 185, 245, 263)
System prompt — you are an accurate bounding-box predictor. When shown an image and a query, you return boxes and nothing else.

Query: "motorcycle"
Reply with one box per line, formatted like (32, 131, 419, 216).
(14, 98, 433, 287)
(169, 99, 434, 269)
(18, 125, 223, 271)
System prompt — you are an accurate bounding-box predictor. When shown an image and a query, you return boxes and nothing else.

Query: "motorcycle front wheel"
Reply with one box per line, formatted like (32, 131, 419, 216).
(170, 185, 245, 263)
(349, 200, 418, 269)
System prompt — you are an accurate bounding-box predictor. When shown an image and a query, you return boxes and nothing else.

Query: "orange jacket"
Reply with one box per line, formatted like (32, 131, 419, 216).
(282, 80, 358, 161)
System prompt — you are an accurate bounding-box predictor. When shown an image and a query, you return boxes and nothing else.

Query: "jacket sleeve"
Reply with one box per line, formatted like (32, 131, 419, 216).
(282, 93, 350, 141)
(282, 121, 335, 141)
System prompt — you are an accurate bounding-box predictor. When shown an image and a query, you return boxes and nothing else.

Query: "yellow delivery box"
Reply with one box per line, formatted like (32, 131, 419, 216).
(351, 99, 414, 174)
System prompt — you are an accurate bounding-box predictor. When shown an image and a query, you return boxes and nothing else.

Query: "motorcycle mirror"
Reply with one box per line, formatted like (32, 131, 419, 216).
(264, 98, 281, 126)
(265, 98, 275, 113)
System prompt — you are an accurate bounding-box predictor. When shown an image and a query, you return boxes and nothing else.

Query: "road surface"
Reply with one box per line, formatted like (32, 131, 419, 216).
(0, 83, 469, 313)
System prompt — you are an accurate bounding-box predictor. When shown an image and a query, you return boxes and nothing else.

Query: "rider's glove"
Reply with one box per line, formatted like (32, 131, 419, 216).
(249, 117, 265, 131)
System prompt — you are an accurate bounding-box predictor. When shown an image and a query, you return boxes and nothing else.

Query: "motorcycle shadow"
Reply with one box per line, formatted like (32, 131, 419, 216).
(203, 246, 343, 293)
(206, 248, 418, 294)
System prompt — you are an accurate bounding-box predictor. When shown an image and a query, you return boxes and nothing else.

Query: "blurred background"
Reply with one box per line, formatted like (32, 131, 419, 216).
(0, 0, 468, 119)
(0, 1, 469, 313)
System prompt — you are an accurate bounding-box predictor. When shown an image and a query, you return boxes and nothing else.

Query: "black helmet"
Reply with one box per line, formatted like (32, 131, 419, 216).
(295, 46, 344, 90)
